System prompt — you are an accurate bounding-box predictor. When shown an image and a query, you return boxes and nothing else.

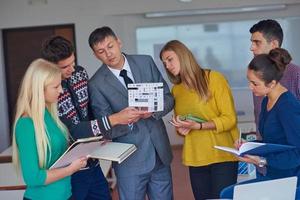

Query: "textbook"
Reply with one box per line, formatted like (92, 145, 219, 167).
(214, 142, 295, 156)
(51, 136, 137, 169)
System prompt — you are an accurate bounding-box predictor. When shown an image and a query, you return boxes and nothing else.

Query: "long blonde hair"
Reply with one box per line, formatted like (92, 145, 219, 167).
(12, 58, 68, 169)
(160, 40, 211, 101)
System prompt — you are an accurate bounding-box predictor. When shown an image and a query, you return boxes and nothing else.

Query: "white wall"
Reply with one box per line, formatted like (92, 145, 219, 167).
(1, 0, 300, 149)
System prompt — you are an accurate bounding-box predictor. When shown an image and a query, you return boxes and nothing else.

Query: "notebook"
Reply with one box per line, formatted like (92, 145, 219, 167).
(233, 176, 298, 200)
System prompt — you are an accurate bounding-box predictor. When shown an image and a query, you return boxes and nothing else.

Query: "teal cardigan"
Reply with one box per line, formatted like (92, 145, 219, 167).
(15, 109, 71, 200)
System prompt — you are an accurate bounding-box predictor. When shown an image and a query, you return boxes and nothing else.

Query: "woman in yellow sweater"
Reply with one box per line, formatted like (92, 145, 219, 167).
(160, 40, 238, 200)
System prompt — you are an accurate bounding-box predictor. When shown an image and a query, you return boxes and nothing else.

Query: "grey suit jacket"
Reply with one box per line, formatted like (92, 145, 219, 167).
(89, 54, 174, 177)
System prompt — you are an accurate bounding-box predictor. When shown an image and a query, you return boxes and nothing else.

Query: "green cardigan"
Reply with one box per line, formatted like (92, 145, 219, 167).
(15, 109, 71, 200)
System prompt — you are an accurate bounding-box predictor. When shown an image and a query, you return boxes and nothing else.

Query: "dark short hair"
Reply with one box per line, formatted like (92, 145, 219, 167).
(248, 48, 291, 84)
(88, 26, 117, 49)
(249, 19, 283, 47)
(41, 36, 74, 63)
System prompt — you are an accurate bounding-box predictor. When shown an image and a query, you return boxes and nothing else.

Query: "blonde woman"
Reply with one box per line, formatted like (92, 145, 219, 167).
(160, 40, 238, 200)
(12, 58, 87, 200)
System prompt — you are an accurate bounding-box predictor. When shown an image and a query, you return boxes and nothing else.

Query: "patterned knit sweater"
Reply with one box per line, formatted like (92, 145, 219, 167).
(57, 66, 111, 140)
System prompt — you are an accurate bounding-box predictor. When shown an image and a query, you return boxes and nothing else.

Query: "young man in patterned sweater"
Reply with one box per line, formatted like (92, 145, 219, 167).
(41, 36, 141, 200)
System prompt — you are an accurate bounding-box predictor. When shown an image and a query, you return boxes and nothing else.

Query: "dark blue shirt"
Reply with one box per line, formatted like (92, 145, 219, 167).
(259, 91, 300, 180)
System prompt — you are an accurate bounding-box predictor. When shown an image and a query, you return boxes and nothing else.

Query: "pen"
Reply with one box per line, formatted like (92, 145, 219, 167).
(238, 128, 243, 148)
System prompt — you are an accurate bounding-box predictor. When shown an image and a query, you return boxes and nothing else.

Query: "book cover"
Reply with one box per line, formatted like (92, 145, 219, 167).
(179, 114, 206, 123)
(214, 142, 295, 156)
(89, 142, 137, 163)
(50, 136, 136, 169)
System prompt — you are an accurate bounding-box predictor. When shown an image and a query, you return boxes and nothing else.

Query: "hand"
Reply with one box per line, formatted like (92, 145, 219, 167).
(171, 115, 200, 130)
(69, 156, 88, 174)
(168, 115, 182, 127)
(169, 116, 191, 135)
(140, 112, 153, 119)
(100, 139, 111, 146)
(176, 127, 191, 136)
(234, 139, 246, 149)
(109, 107, 142, 125)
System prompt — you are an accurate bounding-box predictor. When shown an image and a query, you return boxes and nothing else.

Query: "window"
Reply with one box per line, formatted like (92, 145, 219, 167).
(137, 18, 300, 88)
(136, 17, 300, 121)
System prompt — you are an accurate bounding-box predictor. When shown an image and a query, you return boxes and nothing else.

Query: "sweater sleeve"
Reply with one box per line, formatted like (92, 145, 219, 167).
(287, 63, 300, 101)
(265, 100, 300, 169)
(15, 118, 47, 186)
(60, 115, 112, 140)
(88, 81, 131, 139)
(209, 72, 238, 133)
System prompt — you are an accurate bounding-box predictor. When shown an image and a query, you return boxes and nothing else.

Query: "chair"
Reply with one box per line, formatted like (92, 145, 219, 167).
(233, 177, 297, 200)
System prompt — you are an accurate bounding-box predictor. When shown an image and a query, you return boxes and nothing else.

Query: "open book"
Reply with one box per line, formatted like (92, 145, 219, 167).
(214, 142, 295, 156)
(51, 136, 137, 169)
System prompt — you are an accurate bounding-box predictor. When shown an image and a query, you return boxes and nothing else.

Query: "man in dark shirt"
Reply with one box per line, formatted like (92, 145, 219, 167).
(249, 19, 300, 137)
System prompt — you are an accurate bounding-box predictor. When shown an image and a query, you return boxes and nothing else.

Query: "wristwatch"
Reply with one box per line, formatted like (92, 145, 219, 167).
(258, 157, 267, 167)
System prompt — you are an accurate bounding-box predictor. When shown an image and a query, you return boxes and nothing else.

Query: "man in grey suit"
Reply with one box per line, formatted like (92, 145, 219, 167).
(88, 26, 174, 200)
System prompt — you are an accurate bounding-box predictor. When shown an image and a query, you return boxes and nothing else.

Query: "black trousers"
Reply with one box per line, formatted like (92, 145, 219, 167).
(189, 161, 238, 200)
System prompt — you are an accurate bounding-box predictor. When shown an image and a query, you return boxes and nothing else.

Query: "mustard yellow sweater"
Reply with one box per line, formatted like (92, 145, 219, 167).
(172, 70, 238, 166)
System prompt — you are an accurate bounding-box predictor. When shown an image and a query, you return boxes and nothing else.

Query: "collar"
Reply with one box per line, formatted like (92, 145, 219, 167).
(107, 54, 133, 79)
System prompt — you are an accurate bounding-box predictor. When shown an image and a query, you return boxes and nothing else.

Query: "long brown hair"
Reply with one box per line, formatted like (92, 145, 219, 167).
(160, 40, 210, 101)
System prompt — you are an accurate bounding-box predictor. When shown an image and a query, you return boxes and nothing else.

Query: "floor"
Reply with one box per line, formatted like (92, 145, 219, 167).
(111, 146, 194, 200)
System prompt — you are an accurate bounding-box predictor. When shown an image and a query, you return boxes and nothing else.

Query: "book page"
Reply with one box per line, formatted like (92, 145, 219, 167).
(215, 142, 265, 156)
(239, 142, 265, 154)
(51, 140, 104, 169)
(214, 146, 240, 155)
